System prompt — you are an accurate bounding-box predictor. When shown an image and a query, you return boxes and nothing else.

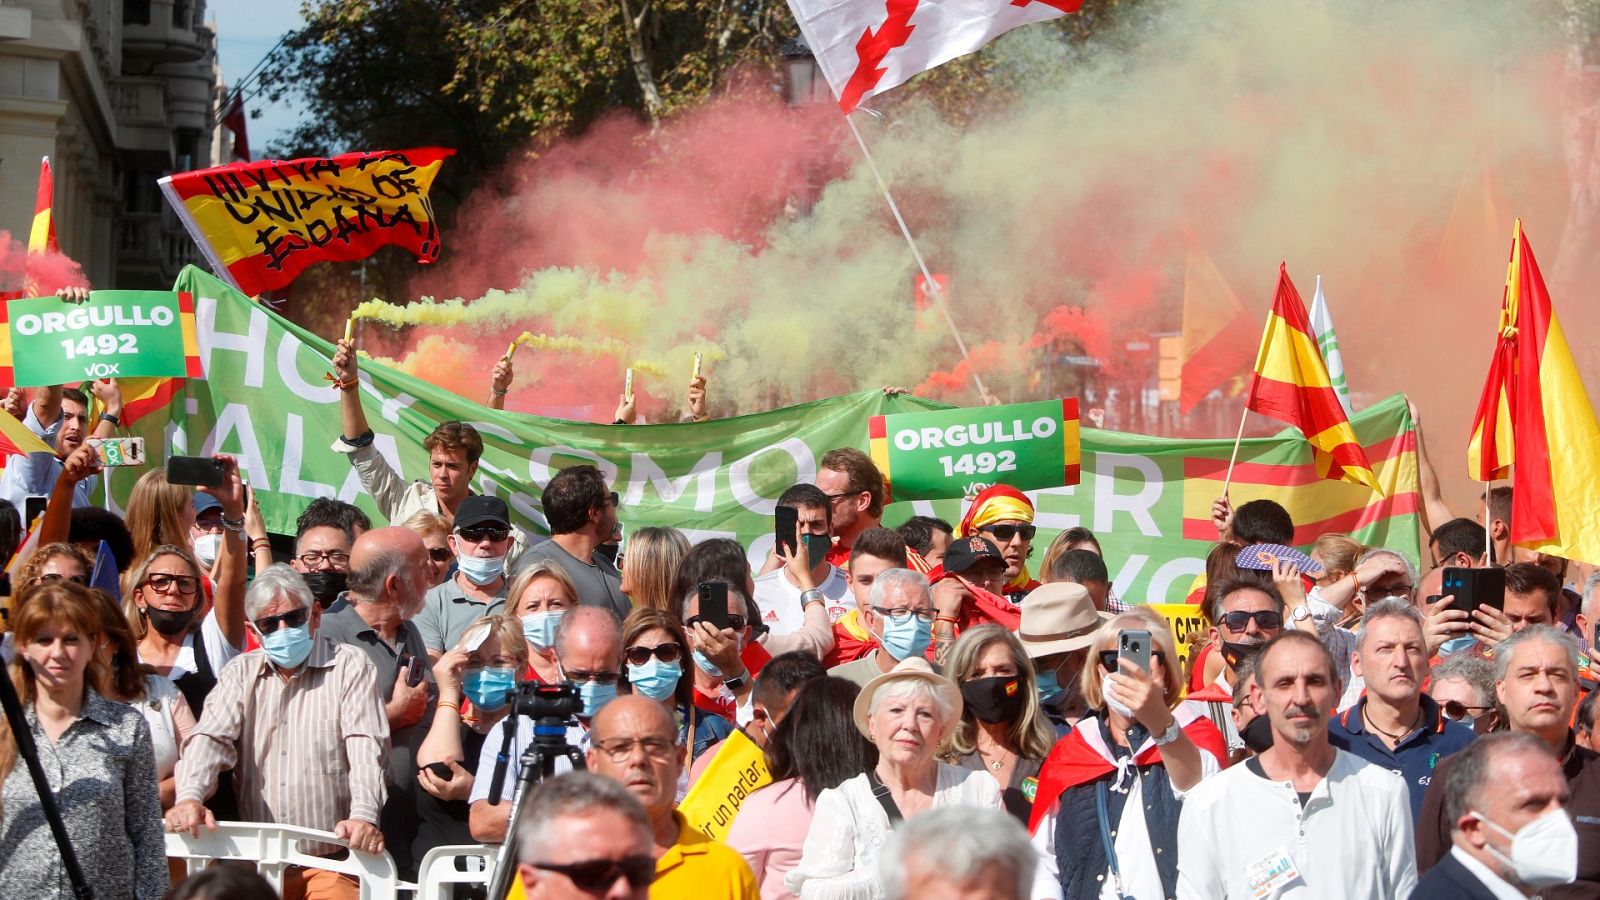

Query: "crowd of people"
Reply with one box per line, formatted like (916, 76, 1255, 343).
(0, 333, 1596, 900)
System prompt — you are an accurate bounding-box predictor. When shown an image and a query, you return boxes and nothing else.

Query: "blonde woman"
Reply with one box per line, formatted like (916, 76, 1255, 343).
(125, 469, 195, 570)
(939, 624, 1055, 822)
(1029, 606, 1228, 900)
(618, 526, 690, 612)
(506, 561, 578, 684)
(402, 510, 454, 587)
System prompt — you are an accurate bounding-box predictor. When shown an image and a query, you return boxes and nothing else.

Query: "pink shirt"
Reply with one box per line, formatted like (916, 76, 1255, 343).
(724, 777, 814, 900)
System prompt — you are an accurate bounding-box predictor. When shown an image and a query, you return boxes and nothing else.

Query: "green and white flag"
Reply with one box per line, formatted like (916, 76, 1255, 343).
(1309, 274, 1354, 416)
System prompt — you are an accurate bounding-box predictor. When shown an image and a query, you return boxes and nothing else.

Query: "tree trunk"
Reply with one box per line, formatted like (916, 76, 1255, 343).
(618, 0, 663, 126)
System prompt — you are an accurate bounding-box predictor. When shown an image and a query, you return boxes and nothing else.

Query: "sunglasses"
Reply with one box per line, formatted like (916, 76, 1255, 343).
(143, 573, 201, 595)
(531, 855, 656, 893)
(458, 526, 511, 543)
(981, 524, 1037, 542)
(1440, 700, 1492, 722)
(252, 607, 310, 635)
(34, 573, 87, 586)
(564, 669, 621, 685)
(625, 643, 682, 666)
(1097, 649, 1167, 672)
(687, 614, 747, 631)
(427, 547, 453, 562)
(1218, 610, 1284, 632)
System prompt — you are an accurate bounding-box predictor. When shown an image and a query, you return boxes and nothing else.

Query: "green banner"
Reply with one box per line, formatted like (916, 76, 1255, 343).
(872, 398, 1079, 501)
(110, 267, 1422, 605)
(5, 291, 194, 386)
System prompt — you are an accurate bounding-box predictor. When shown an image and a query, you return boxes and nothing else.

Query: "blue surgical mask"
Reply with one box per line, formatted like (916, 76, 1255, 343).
(456, 553, 505, 586)
(462, 667, 518, 711)
(578, 680, 618, 718)
(692, 649, 724, 678)
(260, 622, 314, 670)
(801, 533, 833, 563)
(1037, 669, 1066, 705)
(879, 613, 933, 661)
(1439, 635, 1477, 657)
(521, 611, 562, 649)
(627, 659, 680, 702)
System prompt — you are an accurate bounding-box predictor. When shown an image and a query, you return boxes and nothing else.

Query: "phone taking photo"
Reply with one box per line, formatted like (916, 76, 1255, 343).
(698, 581, 731, 630)
(774, 505, 799, 558)
(1444, 567, 1506, 614)
(166, 455, 225, 488)
(1119, 629, 1152, 673)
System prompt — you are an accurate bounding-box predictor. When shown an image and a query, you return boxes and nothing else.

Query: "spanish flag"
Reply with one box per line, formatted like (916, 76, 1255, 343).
(1178, 251, 1257, 413)
(1467, 220, 1600, 564)
(1245, 264, 1380, 492)
(28, 157, 57, 255)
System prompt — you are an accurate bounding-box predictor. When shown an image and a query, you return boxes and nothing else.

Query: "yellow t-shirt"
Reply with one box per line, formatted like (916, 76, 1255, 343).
(652, 812, 760, 900)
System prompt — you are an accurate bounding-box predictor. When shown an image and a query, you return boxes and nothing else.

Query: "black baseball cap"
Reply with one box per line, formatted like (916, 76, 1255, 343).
(941, 534, 1007, 576)
(454, 495, 511, 531)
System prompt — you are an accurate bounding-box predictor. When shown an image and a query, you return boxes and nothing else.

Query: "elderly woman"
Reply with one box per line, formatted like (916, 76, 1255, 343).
(1030, 606, 1227, 900)
(786, 657, 1006, 899)
(0, 580, 168, 897)
(939, 624, 1056, 822)
(506, 561, 578, 684)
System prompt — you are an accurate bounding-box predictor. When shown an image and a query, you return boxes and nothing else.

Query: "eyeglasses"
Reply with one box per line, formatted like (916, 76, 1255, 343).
(871, 606, 937, 624)
(687, 614, 747, 631)
(592, 736, 676, 763)
(981, 524, 1037, 542)
(1218, 610, 1284, 632)
(143, 573, 200, 595)
(1440, 700, 1492, 721)
(295, 550, 350, 567)
(564, 669, 621, 685)
(457, 526, 510, 544)
(34, 573, 87, 586)
(252, 607, 310, 635)
(607, 491, 619, 508)
(822, 490, 860, 504)
(531, 855, 657, 893)
(625, 643, 682, 666)
(426, 547, 453, 562)
(1097, 650, 1167, 672)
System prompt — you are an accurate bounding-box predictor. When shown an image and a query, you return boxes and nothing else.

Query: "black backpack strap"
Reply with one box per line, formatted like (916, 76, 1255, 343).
(865, 770, 904, 825)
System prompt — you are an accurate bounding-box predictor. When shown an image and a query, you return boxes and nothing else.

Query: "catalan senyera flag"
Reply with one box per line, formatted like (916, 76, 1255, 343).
(0, 406, 52, 459)
(1467, 220, 1600, 564)
(1245, 264, 1380, 492)
(28, 157, 57, 255)
(1178, 251, 1258, 413)
(158, 148, 453, 297)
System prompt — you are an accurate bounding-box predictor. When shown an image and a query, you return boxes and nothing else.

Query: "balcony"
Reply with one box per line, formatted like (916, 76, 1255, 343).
(122, 0, 208, 63)
(116, 211, 205, 289)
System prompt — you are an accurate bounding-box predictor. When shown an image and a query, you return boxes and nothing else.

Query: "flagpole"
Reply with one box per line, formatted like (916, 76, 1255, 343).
(1221, 405, 1249, 499)
(1484, 480, 1493, 564)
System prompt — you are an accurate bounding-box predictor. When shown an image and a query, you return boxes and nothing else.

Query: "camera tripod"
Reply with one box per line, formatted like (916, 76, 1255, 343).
(484, 714, 588, 900)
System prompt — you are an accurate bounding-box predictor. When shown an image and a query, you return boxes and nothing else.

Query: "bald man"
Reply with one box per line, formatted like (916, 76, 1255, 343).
(316, 525, 434, 876)
(588, 696, 759, 899)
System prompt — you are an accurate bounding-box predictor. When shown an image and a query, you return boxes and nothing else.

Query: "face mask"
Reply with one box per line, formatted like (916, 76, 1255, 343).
(1473, 808, 1580, 887)
(192, 533, 221, 568)
(594, 543, 620, 566)
(879, 613, 933, 661)
(301, 571, 347, 609)
(521, 611, 562, 649)
(1439, 635, 1477, 657)
(260, 622, 314, 669)
(1220, 640, 1266, 670)
(800, 533, 833, 564)
(960, 676, 1026, 724)
(693, 648, 724, 678)
(578, 679, 618, 718)
(456, 553, 506, 586)
(462, 667, 518, 712)
(144, 605, 198, 637)
(1104, 674, 1136, 720)
(627, 658, 680, 702)
(1037, 669, 1066, 706)
(1240, 713, 1275, 753)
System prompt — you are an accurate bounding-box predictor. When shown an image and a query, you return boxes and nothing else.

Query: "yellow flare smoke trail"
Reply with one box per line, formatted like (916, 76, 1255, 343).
(504, 331, 630, 360)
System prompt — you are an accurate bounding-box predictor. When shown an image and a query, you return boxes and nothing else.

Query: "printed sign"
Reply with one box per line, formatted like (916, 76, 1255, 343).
(1150, 602, 1209, 689)
(870, 398, 1080, 501)
(0, 291, 202, 387)
(678, 730, 772, 841)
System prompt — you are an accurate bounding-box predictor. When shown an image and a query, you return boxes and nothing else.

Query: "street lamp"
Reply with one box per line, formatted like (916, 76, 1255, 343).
(781, 36, 829, 107)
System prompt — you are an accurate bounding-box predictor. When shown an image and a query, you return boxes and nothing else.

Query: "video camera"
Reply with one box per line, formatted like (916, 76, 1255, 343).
(512, 680, 582, 721)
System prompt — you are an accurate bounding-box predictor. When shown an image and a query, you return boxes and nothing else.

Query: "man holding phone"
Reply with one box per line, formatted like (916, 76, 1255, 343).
(0, 380, 120, 511)
(753, 484, 848, 657)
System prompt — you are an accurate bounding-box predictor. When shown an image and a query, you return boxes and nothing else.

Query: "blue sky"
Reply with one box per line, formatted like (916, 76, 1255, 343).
(208, 0, 306, 154)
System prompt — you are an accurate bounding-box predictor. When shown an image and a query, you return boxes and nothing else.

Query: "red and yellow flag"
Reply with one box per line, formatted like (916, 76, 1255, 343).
(158, 148, 453, 297)
(0, 406, 51, 459)
(28, 157, 57, 255)
(1245, 264, 1380, 492)
(1467, 220, 1600, 563)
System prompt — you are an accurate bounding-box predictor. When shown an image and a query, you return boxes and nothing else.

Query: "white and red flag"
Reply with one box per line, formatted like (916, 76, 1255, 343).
(787, 0, 1084, 112)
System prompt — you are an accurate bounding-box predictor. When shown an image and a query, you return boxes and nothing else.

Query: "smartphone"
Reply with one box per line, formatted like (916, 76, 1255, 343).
(1443, 567, 1506, 614)
(166, 455, 225, 488)
(399, 653, 425, 688)
(698, 581, 731, 630)
(87, 436, 145, 467)
(421, 762, 454, 782)
(23, 495, 46, 529)
(774, 505, 799, 557)
(1119, 629, 1152, 673)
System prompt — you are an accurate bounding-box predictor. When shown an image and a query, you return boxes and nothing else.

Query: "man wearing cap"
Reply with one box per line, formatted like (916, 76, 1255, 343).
(190, 492, 228, 576)
(1018, 582, 1107, 733)
(414, 495, 516, 659)
(956, 484, 1040, 604)
(828, 569, 940, 689)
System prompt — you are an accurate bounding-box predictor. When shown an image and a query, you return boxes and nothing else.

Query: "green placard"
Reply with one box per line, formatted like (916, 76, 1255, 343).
(870, 398, 1081, 501)
(5, 291, 192, 386)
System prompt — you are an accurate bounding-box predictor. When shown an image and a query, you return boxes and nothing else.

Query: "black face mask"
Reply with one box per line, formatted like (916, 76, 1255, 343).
(144, 605, 198, 637)
(594, 543, 620, 566)
(300, 571, 347, 609)
(1240, 713, 1275, 753)
(1220, 639, 1266, 670)
(960, 676, 1027, 724)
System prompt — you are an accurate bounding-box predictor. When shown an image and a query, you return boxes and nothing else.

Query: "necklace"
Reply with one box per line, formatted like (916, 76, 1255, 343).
(1362, 706, 1424, 742)
(977, 743, 1013, 772)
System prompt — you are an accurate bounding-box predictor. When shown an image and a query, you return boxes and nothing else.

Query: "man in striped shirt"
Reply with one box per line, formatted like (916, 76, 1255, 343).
(166, 564, 390, 900)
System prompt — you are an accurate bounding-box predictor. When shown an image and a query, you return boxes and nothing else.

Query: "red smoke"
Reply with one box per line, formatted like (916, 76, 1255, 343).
(0, 231, 88, 297)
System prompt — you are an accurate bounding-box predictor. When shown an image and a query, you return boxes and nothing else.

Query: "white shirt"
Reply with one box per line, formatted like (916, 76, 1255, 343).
(1448, 846, 1527, 900)
(140, 609, 242, 684)
(468, 715, 591, 805)
(1176, 749, 1417, 899)
(753, 565, 851, 634)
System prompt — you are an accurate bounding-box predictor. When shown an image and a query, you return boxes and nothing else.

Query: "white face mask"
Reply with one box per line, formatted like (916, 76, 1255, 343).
(1472, 807, 1579, 887)
(192, 533, 222, 568)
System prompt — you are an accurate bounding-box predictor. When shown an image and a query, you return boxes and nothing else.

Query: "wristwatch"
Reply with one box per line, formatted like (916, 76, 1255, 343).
(1153, 718, 1183, 746)
(723, 672, 748, 691)
(1291, 606, 1313, 623)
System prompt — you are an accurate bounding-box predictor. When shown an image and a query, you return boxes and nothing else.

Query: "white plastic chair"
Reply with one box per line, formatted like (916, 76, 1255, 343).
(165, 821, 402, 900)
(414, 844, 497, 899)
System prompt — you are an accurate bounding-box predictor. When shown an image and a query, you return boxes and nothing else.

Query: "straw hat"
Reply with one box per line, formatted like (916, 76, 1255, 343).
(852, 657, 963, 738)
(1019, 583, 1111, 658)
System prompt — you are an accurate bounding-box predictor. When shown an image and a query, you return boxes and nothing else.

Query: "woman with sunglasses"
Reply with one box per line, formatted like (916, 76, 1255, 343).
(18, 542, 92, 589)
(939, 625, 1055, 823)
(508, 561, 579, 685)
(0, 579, 168, 898)
(955, 484, 1041, 604)
(401, 511, 455, 587)
(414, 614, 528, 859)
(621, 607, 732, 770)
(1030, 607, 1227, 900)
